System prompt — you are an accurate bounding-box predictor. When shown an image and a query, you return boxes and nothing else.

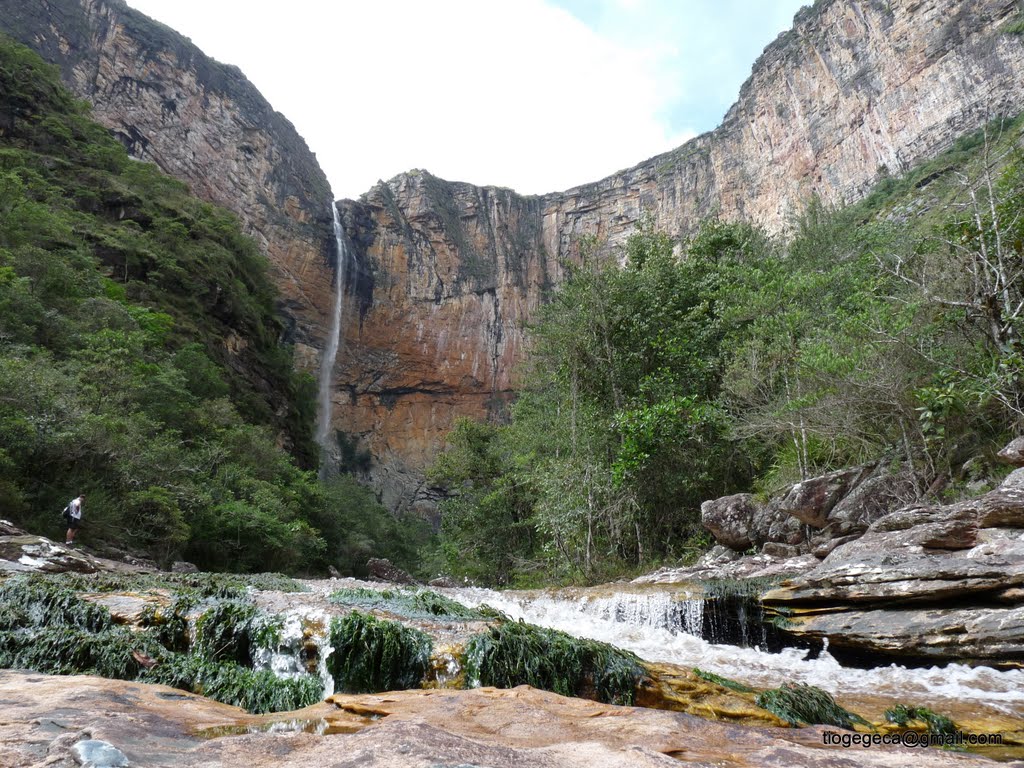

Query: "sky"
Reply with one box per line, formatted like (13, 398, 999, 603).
(125, 0, 809, 200)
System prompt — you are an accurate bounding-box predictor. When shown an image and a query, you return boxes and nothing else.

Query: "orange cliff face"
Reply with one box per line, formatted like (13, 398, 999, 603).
(335, 175, 559, 516)
(7, 0, 1024, 516)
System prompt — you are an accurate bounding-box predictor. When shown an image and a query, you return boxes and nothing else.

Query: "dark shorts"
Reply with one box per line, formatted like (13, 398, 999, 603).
(66, 517, 81, 530)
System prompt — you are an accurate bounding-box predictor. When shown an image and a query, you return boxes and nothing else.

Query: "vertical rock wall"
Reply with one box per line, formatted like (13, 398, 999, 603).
(0, 0, 336, 364)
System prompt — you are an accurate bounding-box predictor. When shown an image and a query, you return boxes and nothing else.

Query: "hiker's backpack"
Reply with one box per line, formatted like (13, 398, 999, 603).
(61, 503, 71, 520)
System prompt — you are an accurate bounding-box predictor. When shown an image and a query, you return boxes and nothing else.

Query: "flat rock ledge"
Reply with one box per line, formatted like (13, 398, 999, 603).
(1, 671, 1017, 768)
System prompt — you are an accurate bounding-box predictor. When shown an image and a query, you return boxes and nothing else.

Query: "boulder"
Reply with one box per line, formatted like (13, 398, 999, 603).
(700, 494, 808, 552)
(998, 436, 1024, 466)
(700, 494, 761, 550)
(825, 467, 918, 535)
(777, 466, 873, 528)
(427, 575, 462, 588)
(761, 542, 800, 559)
(366, 557, 419, 586)
(171, 561, 199, 574)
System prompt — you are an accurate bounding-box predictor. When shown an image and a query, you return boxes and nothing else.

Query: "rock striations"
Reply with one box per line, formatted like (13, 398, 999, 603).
(5, 0, 1024, 512)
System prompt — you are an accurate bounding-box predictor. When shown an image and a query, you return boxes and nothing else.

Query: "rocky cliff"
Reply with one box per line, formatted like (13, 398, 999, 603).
(7, 0, 1024, 516)
(0, 0, 337, 364)
(338, 0, 1024, 514)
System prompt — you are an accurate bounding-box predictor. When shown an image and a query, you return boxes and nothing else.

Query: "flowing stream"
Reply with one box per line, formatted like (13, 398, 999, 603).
(447, 586, 1024, 714)
(315, 202, 350, 469)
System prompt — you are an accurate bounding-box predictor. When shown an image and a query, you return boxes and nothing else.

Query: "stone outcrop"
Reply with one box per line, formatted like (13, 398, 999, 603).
(700, 463, 916, 558)
(0, 0, 336, 365)
(0, 520, 156, 576)
(336, 0, 1024, 511)
(7, 0, 1024, 513)
(701, 493, 809, 552)
(763, 466, 1024, 662)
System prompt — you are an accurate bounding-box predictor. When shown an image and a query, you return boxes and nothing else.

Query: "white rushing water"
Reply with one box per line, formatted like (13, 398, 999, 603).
(447, 587, 1024, 714)
(315, 202, 350, 466)
(252, 608, 335, 699)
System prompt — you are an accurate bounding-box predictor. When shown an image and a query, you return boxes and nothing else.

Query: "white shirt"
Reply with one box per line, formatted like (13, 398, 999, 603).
(69, 497, 83, 520)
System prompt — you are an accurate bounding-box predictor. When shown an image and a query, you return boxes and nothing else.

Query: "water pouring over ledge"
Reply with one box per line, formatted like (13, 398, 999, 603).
(315, 201, 350, 474)
(444, 585, 1024, 715)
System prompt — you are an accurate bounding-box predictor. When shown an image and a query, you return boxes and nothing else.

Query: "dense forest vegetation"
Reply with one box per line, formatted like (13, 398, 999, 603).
(0, 38, 421, 574)
(430, 119, 1024, 586)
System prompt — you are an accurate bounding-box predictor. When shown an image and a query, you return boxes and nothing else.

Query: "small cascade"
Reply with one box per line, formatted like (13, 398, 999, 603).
(575, 591, 705, 636)
(315, 201, 350, 472)
(472, 589, 775, 649)
(445, 586, 1024, 713)
(251, 609, 335, 699)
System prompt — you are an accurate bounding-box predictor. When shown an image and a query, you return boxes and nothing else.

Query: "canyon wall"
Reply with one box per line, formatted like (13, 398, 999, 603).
(6, 0, 1024, 515)
(337, 0, 1024, 515)
(0, 0, 337, 365)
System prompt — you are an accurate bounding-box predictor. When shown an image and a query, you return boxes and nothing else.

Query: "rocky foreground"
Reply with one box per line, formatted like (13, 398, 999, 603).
(1, 671, 1021, 768)
(2, 525, 1024, 766)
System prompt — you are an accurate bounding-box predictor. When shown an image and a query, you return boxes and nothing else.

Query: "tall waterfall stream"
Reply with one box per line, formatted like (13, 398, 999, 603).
(315, 202, 350, 469)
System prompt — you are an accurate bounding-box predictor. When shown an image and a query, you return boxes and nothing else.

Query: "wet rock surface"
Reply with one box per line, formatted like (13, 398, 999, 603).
(1, 671, 1017, 768)
(633, 551, 820, 585)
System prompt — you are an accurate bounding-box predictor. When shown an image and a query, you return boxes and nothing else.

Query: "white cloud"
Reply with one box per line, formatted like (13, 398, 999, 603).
(126, 0, 699, 200)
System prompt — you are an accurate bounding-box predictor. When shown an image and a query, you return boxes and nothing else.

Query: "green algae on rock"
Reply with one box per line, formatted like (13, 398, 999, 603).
(328, 610, 432, 693)
(464, 620, 645, 706)
(756, 682, 870, 729)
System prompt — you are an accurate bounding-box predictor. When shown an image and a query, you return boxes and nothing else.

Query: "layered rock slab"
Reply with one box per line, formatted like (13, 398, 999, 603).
(1, 671, 1017, 768)
(764, 470, 1024, 661)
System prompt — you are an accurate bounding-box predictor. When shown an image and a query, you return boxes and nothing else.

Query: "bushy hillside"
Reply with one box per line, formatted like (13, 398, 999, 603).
(0, 38, 416, 573)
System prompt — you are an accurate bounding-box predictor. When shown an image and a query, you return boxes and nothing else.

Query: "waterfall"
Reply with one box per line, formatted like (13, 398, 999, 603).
(316, 202, 349, 471)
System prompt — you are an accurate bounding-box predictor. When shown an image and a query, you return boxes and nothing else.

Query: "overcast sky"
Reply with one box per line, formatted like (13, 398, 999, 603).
(125, 0, 809, 200)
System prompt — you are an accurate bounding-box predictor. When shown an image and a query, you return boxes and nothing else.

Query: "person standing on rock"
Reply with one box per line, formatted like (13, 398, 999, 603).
(64, 493, 83, 547)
